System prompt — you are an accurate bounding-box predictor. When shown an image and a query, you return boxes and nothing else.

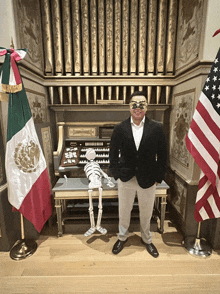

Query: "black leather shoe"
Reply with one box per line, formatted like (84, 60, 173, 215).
(112, 239, 127, 255)
(141, 240, 159, 258)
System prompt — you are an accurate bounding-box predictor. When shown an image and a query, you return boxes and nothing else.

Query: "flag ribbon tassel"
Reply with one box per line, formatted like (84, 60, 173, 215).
(0, 47, 27, 93)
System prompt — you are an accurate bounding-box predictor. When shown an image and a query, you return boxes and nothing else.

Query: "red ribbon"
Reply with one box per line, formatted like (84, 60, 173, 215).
(0, 48, 22, 86)
(10, 48, 22, 85)
(0, 49, 7, 56)
(213, 29, 220, 37)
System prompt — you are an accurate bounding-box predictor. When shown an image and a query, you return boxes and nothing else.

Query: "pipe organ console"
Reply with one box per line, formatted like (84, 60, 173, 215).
(53, 122, 117, 178)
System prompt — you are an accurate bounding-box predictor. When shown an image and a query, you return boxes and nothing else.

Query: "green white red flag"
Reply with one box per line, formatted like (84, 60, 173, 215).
(2, 48, 52, 232)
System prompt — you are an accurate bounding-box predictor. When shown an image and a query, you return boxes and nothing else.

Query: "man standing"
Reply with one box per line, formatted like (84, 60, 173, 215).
(109, 91, 167, 257)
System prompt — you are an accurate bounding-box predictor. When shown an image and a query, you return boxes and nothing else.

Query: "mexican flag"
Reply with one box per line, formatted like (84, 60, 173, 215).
(5, 87, 52, 232)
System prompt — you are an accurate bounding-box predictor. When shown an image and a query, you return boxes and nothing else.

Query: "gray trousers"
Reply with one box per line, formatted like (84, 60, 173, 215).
(118, 176, 156, 244)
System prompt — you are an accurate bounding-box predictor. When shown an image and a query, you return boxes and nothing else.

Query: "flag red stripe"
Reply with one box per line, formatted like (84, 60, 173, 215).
(198, 174, 208, 190)
(195, 182, 214, 211)
(196, 100, 220, 141)
(18, 168, 52, 232)
(194, 209, 203, 222)
(189, 118, 219, 163)
(185, 135, 216, 186)
(212, 188, 220, 211)
(202, 200, 215, 219)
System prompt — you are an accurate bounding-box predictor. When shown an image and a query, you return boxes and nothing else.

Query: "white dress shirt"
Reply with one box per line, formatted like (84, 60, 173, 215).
(130, 116, 145, 150)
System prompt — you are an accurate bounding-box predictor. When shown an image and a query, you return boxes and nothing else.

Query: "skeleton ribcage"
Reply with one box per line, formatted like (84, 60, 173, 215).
(84, 161, 101, 179)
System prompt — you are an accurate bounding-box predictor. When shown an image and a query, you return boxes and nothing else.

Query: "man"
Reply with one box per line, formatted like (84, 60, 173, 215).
(109, 91, 167, 257)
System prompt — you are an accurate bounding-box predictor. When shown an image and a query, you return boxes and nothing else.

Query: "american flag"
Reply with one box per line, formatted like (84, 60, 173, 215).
(185, 48, 220, 222)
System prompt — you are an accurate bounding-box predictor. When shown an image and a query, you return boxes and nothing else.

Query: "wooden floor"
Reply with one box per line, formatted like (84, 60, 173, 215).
(1, 219, 220, 294)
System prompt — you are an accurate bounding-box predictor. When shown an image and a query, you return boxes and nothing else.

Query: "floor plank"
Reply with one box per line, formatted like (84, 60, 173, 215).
(1, 220, 220, 293)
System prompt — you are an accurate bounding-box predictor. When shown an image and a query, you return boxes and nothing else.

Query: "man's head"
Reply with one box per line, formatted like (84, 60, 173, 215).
(129, 91, 148, 123)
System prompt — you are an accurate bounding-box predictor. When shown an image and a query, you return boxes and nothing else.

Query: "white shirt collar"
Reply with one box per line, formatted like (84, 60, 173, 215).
(130, 115, 145, 126)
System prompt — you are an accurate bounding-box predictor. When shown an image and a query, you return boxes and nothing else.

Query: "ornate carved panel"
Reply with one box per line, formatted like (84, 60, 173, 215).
(170, 90, 195, 167)
(14, 0, 44, 73)
(176, 0, 204, 71)
(169, 176, 187, 220)
(26, 89, 49, 124)
(41, 126, 53, 186)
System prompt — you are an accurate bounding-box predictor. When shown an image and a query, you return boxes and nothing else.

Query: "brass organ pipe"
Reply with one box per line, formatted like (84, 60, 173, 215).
(147, 0, 157, 75)
(156, 0, 168, 75)
(166, 86, 171, 104)
(77, 86, 81, 104)
(122, 0, 129, 104)
(138, 0, 147, 75)
(72, 0, 81, 76)
(90, 0, 98, 103)
(147, 86, 152, 104)
(58, 87, 63, 104)
(106, 0, 113, 75)
(156, 86, 161, 104)
(123, 86, 127, 104)
(40, 0, 53, 75)
(81, 0, 90, 75)
(106, 0, 113, 100)
(62, 0, 72, 75)
(90, 0, 98, 75)
(98, 0, 105, 75)
(68, 86, 72, 104)
(166, 0, 178, 75)
(130, 0, 138, 75)
(115, 0, 121, 101)
(51, 0, 63, 75)
(49, 86, 54, 105)
(98, 0, 105, 100)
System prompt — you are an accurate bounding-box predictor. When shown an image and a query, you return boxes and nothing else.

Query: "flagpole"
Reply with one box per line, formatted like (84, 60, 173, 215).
(9, 213, 38, 261)
(183, 222, 212, 257)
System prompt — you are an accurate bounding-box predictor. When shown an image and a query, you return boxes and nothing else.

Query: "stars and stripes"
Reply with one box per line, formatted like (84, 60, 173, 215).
(185, 48, 220, 222)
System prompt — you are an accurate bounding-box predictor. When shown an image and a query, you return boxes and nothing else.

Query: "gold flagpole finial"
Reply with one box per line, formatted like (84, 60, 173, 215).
(10, 37, 14, 49)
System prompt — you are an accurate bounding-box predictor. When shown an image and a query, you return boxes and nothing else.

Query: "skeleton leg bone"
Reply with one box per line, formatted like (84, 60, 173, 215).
(96, 187, 107, 235)
(84, 189, 96, 237)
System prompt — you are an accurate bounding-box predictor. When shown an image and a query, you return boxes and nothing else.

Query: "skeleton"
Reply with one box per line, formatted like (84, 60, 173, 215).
(84, 148, 115, 237)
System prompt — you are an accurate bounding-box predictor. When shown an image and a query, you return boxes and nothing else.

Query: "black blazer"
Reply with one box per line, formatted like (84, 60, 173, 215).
(109, 116, 167, 189)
